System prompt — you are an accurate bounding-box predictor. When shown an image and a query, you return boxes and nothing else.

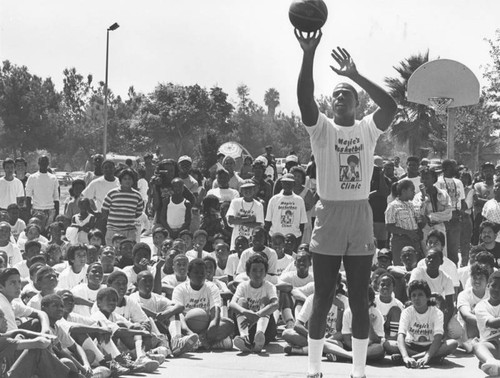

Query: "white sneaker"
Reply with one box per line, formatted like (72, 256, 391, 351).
(171, 334, 199, 356)
(92, 366, 111, 378)
(135, 355, 160, 373)
(253, 331, 265, 353)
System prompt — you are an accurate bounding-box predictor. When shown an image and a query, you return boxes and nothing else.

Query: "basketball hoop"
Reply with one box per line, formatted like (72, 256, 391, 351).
(428, 97, 454, 115)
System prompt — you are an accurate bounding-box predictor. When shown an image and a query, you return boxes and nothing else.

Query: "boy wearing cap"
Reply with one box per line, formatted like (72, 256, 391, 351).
(265, 173, 308, 244)
(178, 155, 199, 195)
(226, 179, 265, 250)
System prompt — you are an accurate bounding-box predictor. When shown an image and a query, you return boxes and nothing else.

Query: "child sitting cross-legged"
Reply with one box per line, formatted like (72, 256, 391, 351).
(230, 254, 279, 353)
(324, 286, 385, 363)
(172, 258, 234, 351)
(91, 287, 160, 373)
(276, 251, 314, 329)
(385, 279, 458, 367)
(282, 274, 348, 356)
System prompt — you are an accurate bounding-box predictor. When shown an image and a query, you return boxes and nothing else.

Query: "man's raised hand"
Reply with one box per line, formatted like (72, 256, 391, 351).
(330, 47, 358, 79)
(294, 29, 322, 52)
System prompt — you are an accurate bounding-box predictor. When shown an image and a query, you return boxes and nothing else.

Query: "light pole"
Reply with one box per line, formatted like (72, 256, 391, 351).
(103, 22, 120, 156)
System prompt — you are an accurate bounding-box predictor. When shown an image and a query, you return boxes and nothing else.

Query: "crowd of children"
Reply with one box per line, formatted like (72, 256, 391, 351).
(2, 152, 500, 377)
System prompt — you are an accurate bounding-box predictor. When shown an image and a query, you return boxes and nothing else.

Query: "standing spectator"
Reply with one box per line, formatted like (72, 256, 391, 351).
(81, 160, 119, 212)
(14, 157, 30, 223)
(83, 154, 103, 186)
(159, 178, 192, 239)
(252, 159, 273, 208)
(383, 161, 398, 185)
(481, 177, 500, 244)
(25, 156, 59, 231)
(400, 157, 421, 192)
(436, 159, 466, 265)
(261, 145, 278, 180)
(0, 158, 24, 211)
(370, 157, 392, 249)
(265, 174, 308, 244)
(460, 171, 474, 266)
(206, 169, 239, 204)
(393, 156, 406, 179)
(273, 155, 300, 195)
(291, 166, 315, 244)
(143, 153, 156, 182)
(474, 162, 496, 243)
(63, 179, 86, 220)
(239, 156, 254, 180)
(102, 169, 144, 246)
(178, 155, 199, 196)
(212, 156, 244, 191)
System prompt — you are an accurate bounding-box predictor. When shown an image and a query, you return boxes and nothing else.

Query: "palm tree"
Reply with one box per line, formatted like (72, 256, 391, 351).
(384, 51, 443, 157)
(264, 88, 280, 118)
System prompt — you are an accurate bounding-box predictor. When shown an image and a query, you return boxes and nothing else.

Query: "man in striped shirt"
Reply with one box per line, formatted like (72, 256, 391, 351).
(102, 169, 144, 246)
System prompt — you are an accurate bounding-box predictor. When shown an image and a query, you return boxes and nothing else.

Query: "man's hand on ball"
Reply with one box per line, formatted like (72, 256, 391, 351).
(294, 29, 322, 52)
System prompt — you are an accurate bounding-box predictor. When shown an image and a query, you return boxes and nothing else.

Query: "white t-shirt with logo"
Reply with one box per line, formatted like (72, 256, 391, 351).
(226, 198, 264, 249)
(298, 294, 349, 337)
(231, 280, 277, 312)
(265, 193, 308, 237)
(306, 112, 382, 201)
(398, 305, 444, 346)
(172, 281, 221, 315)
(457, 287, 488, 328)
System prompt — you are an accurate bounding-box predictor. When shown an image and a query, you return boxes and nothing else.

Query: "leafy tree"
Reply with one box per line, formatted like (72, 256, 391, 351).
(264, 88, 280, 118)
(384, 51, 445, 157)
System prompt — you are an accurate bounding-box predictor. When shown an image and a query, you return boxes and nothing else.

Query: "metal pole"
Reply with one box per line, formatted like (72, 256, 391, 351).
(447, 107, 456, 160)
(103, 29, 110, 156)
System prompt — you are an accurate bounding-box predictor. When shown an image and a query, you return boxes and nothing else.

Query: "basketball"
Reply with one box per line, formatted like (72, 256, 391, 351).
(289, 0, 328, 33)
(185, 308, 210, 333)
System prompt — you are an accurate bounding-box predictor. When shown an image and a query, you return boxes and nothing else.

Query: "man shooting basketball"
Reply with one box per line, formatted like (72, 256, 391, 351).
(295, 29, 397, 378)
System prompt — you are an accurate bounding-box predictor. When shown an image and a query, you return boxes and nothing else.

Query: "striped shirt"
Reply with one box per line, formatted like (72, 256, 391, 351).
(102, 187, 144, 230)
(385, 198, 419, 230)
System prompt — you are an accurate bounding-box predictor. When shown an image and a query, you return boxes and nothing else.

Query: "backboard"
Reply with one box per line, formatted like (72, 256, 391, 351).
(407, 59, 480, 108)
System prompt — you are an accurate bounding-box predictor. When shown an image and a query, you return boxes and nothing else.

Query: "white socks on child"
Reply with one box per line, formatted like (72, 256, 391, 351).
(307, 336, 325, 375)
(101, 341, 120, 358)
(134, 335, 144, 358)
(82, 338, 105, 366)
(351, 337, 369, 378)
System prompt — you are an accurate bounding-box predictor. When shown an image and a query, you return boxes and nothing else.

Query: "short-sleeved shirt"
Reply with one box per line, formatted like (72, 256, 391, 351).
(436, 177, 465, 211)
(224, 253, 241, 277)
(57, 265, 88, 290)
(398, 305, 444, 346)
(226, 198, 265, 249)
(102, 187, 144, 230)
(206, 188, 239, 203)
(25, 172, 59, 210)
(306, 112, 382, 201)
(374, 295, 404, 320)
(474, 181, 495, 216)
(416, 257, 460, 287)
(278, 271, 314, 288)
(276, 254, 294, 277)
(50, 321, 76, 349)
(457, 287, 488, 327)
(474, 299, 500, 341)
(265, 193, 308, 237)
(343, 306, 384, 338)
(236, 247, 278, 276)
(129, 292, 173, 313)
(0, 243, 23, 267)
(298, 294, 349, 337)
(231, 280, 277, 312)
(0, 294, 33, 331)
(161, 274, 187, 288)
(409, 267, 455, 297)
(91, 310, 132, 334)
(0, 178, 24, 210)
(172, 281, 221, 315)
(482, 199, 500, 242)
(71, 283, 105, 317)
(82, 176, 120, 211)
(384, 198, 419, 230)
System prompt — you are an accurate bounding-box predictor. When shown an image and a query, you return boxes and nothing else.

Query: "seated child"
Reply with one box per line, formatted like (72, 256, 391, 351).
(272, 233, 294, 277)
(16, 223, 48, 254)
(6, 204, 26, 241)
(225, 236, 249, 284)
(386, 279, 458, 367)
(65, 198, 96, 245)
(162, 254, 189, 299)
(325, 286, 385, 363)
(179, 230, 193, 251)
(0, 222, 23, 267)
(372, 248, 392, 271)
(387, 246, 418, 302)
(230, 254, 278, 353)
(71, 262, 106, 317)
(375, 272, 404, 340)
(172, 258, 234, 350)
(214, 242, 230, 280)
(204, 256, 232, 318)
(276, 251, 314, 328)
(21, 261, 45, 304)
(151, 227, 169, 258)
(456, 263, 489, 353)
(14, 240, 42, 279)
(282, 274, 348, 356)
(27, 266, 59, 310)
(122, 242, 153, 288)
(185, 230, 212, 261)
(115, 239, 135, 269)
(58, 244, 89, 290)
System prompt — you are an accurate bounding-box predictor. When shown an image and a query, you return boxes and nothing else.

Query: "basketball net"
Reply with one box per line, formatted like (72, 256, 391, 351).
(428, 97, 454, 115)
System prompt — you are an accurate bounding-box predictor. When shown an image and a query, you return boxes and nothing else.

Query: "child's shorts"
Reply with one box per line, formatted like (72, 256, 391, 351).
(310, 199, 376, 256)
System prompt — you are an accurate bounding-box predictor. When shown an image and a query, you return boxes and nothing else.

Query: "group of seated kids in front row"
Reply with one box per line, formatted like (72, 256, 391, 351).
(3, 216, 500, 377)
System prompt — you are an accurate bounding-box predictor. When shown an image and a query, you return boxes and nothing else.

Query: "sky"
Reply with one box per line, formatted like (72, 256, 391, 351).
(1, 0, 499, 114)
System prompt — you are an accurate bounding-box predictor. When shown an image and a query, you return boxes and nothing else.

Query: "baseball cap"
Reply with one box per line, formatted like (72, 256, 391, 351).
(281, 173, 295, 182)
(285, 155, 299, 163)
(178, 155, 192, 164)
(482, 162, 495, 170)
(240, 179, 256, 188)
(377, 248, 392, 260)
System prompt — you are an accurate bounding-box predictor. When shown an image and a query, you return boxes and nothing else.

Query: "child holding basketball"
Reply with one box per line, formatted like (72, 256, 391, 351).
(172, 258, 234, 350)
(386, 279, 458, 368)
(230, 254, 279, 353)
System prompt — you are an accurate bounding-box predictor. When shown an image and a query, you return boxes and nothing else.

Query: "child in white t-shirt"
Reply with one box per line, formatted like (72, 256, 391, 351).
(172, 258, 234, 350)
(272, 233, 294, 277)
(282, 275, 348, 356)
(386, 279, 457, 368)
(225, 236, 248, 284)
(162, 254, 189, 299)
(71, 262, 106, 317)
(57, 244, 89, 290)
(375, 273, 404, 341)
(230, 254, 278, 353)
(204, 256, 232, 318)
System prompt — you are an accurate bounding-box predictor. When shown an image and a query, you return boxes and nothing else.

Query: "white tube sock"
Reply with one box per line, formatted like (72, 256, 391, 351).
(351, 337, 369, 377)
(82, 338, 105, 366)
(134, 335, 144, 359)
(101, 341, 121, 358)
(307, 336, 324, 375)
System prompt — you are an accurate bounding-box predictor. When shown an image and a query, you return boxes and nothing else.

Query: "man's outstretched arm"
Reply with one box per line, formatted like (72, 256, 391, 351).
(330, 47, 397, 131)
(296, 29, 322, 127)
